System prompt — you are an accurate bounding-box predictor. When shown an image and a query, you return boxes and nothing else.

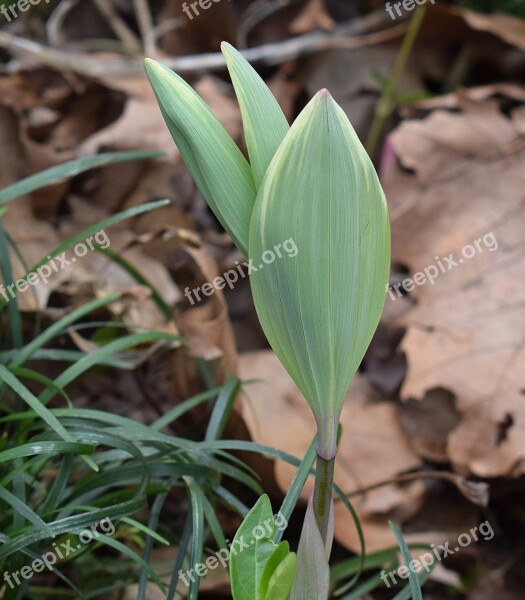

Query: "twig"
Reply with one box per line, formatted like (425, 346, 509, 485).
(150, 18, 183, 45)
(91, 0, 142, 53)
(132, 0, 157, 58)
(0, 10, 408, 78)
(46, 0, 78, 47)
(343, 470, 489, 507)
(237, 0, 291, 48)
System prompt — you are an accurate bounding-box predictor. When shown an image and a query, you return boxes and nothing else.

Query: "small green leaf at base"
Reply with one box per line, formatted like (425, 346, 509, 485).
(261, 541, 291, 598)
(230, 494, 295, 600)
(264, 550, 297, 600)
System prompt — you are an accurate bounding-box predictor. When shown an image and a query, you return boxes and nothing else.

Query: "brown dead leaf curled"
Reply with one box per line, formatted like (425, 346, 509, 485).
(80, 73, 243, 163)
(385, 87, 525, 478)
(450, 6, 525, 52)
(290, 0, 334, 35)
(397, 388, 461, 463)
(79, 77, 178, 160)
(239, 351, 423, 551)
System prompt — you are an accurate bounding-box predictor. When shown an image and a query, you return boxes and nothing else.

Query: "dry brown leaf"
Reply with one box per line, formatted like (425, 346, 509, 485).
(385, 87, 525, 478)
(400, 83, 525, 115)
(303, 45, 427, 140)
(56, 198, 181, 327)
(133, 229, 239, 403)
(2, 192, 181, 319)
(2, 200, 65, 311)
(397, 388, 461, 463)
(239, 350, 423, 551)
(80, 73, 243, 164)
(267, 67, 301, 125)
(452, 6, 525, 52)
(290, 0, 334, 34)
(78, 76, 178, 160)
(195, 76, 243, 143)
(178, 229, 237, 373)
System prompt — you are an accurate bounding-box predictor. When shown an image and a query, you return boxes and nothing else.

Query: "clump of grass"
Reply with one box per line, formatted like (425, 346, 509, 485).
(0, 153, 261, 600)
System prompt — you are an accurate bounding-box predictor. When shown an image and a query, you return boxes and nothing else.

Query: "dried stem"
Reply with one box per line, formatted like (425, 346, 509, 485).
(91, 0, 142, 52)
(0, 10, 408, 78)
(132, 0, 157, 58)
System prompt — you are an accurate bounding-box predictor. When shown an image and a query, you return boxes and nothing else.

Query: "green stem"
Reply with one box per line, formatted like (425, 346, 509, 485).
(313, 453, 335, 544)
(365, 5, 427, 157)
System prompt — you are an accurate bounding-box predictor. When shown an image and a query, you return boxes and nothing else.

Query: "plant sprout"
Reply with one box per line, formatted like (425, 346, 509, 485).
(145, 43, 391, 600)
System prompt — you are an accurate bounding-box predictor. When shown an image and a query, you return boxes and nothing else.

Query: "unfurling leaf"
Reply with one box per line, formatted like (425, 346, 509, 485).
(249, 90, 391, 459)
(230, 495, 295, 600)
(261, 541, 295, 599)
(263, 551, 297, 600)
(221, 42, 290, 189)
(144, 58, 256, 255)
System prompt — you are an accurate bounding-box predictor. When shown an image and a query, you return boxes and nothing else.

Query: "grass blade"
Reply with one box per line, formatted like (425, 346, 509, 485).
(185, 477, 205, 600)
(0, 486, 54, 537)
(274, 436, 316, 543)
(37, 331, 181, 405)
(9, 292, 121, 368)
(0, 151, 163, 206)
(389, 521, 423, 600)
(0, 223, 22, 348)
(0, 364, 98, 472)
(0, 200, 170, 312)
(205, 377, 240, 442)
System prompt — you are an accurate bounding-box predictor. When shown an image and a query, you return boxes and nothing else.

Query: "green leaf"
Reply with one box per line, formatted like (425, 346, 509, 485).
(0, 151, 163, 206)
(0, 486, 54, 538)
(0, 440, 95, 463)
(264, 551, 297, 600)
(186, 477, 205, 600)
(0, 364, 98, 472)
(144, 58, 256, 255)
(274, 437, 316, 544)
(389, 521, 423, 600)
(221, 42, 289, 188)
(230, 494, 278, 600)
(249, 90, 391, 458)
(205, 376, 241, 441)
(260, 541, 292, 599)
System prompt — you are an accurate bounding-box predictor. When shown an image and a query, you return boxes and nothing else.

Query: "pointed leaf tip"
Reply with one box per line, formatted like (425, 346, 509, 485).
(249, 92, 390, 458)
(144, 56, 256, 255)
(222, 42, 289, 188)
